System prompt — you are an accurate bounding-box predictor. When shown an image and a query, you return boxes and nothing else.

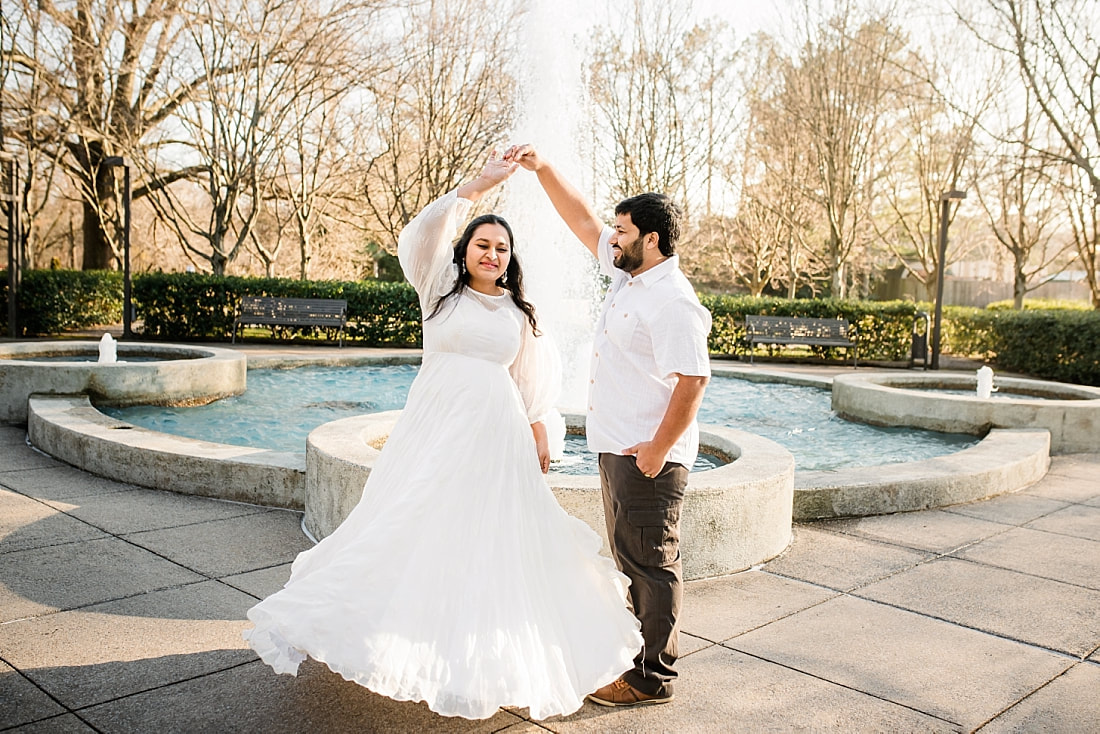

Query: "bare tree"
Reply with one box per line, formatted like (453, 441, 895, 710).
(270, 87, 357, 279)
(690, 21, 743, 220)
(781, 2, 907, 297)
(0, 6, 79, 267)
(872, 51, 984, 300)
(585, 3, 741, 217)
(350, 0, 517, 255)
(1059, 165, 1099, 308)
(586, 1, 691, 205)
(735, 33, 824, 297)
(142, 0, 373, 275)
(973, 0, 1100, 306)
(975, 89, 1071, 308)
(1, 0, 219, 270)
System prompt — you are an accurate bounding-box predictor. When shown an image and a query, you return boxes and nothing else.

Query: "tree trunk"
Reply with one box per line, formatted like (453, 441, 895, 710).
(830, 254, 845, 298)
(1013, 262, 1026, 309)
(210, 251, 227, 276)
(79, 151, 117, 270)
(297, 216, 311, 280)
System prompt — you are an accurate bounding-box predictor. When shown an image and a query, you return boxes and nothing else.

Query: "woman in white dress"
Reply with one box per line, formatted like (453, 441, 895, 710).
(243, 152, 642, 720)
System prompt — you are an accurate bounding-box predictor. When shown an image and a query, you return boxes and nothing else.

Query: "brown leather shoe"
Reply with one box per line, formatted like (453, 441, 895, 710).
(586, 678, 674, 707)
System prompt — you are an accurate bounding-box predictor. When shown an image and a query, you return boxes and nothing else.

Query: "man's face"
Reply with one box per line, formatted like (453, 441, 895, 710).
(610, 213, 646, 274)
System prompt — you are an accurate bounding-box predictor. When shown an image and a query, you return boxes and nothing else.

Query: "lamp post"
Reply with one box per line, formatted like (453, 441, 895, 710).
(103, 156, 133, 339)
(931, 189, 967, 370)
(1, 153, 22, 339)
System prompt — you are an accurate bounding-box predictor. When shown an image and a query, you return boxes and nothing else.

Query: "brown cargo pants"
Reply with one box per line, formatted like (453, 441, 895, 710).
(598, 452, 688, 697)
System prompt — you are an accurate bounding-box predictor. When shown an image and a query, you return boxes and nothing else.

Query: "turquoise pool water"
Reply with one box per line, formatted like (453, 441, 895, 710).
(102, 365, 978, 472)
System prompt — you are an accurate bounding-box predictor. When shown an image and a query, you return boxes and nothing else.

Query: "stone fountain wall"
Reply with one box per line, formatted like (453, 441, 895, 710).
(0, 342, 246, 424)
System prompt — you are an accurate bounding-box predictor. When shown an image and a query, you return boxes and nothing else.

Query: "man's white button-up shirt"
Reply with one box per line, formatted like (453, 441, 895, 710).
(586, 226, 712, 467)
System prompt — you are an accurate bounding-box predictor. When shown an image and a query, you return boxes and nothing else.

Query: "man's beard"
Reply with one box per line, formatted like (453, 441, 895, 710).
(613, 235, 645, 273)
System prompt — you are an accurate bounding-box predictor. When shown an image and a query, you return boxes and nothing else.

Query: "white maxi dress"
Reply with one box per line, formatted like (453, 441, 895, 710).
(243, 190, 642, 720)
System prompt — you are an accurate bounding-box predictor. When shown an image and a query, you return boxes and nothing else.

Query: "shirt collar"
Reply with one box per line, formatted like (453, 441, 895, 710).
(627, 254, 679, 287)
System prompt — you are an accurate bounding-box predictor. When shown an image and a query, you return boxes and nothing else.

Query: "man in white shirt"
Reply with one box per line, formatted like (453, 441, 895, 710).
(506, 144, 711, 707)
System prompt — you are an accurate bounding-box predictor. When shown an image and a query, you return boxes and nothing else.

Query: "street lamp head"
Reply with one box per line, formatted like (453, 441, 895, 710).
(941, 189, 967, 201)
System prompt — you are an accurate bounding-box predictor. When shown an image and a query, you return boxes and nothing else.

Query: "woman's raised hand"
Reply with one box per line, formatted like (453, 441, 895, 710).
(457, 149, 518, 202)
(479, 148, 519, 185)
(503, 144, 542, 171)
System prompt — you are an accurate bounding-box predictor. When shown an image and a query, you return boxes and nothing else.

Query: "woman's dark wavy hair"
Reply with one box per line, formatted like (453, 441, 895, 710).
(426, 213, 540, 334)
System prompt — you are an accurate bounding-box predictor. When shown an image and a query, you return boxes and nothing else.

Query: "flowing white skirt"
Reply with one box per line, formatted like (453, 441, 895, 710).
(243, 352, 642, 720)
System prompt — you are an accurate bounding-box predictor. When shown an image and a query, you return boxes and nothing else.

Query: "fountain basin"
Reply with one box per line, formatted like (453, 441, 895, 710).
(305, 411, 796, 580)
(0, 341, 246, 424)
(21, 356, 1067, 568)
(795, 428, 1050, 519)
(27, 395, 304, 508)
(832, 373, 1100, 454)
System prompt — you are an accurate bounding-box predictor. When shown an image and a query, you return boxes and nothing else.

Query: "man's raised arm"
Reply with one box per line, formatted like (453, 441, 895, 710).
(504, 144, 603, 257)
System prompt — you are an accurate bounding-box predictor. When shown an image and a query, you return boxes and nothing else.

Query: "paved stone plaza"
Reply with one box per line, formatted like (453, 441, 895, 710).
(1, 355, 1098, 733)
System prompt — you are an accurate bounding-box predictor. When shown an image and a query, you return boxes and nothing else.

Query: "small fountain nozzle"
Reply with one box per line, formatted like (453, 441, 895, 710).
(98, 333, 117, 364)
(976, 365, 995, 399)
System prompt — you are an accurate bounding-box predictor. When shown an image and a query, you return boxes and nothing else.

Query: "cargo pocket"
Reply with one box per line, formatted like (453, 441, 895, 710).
(627, 505, 681, 568)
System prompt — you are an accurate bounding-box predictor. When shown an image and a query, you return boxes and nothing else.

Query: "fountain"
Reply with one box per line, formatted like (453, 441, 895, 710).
(304, 410, 794, 580)
(976, 365, 995, 399)
(497, 0, 605, 406)
(0, 341, 245, 424)
(12, 0, 1085, 572)
(98, 333, 118, 363)
(832, 371, 1100, 454)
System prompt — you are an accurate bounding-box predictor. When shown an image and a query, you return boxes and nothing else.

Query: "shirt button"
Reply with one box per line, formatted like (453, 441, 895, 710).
(603, 329, 608, 334)
(589, 379, 594, 384)
(628, 282, 633, 286)
(623, 313, 628, 317)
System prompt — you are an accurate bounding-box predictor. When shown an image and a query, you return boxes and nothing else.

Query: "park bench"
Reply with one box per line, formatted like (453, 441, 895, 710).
(232, 296, 348, 347)
(745, 315, 857, 367)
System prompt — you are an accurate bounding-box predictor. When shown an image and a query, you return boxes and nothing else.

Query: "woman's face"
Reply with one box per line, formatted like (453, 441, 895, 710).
(464, 222, 512, 293)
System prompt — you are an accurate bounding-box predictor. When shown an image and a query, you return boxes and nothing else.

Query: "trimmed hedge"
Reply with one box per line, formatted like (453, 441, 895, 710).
(0, 269, 122, 336)
(982, 309, 1100, 386)
(701, 294, 920, 362)
(4, 269, 1099, 385)
(134, 272, 421, 346)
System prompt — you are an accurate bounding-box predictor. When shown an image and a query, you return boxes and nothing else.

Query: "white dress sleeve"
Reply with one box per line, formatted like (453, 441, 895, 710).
(510, 320, 561, 423)
(397, 190, 474, 312)
(510, 320, 565, 460)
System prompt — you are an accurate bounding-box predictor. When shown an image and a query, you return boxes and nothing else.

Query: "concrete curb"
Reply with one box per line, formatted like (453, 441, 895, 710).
(794, 428, 1051, 519)
(833, 372, 1100, 454)
(27, 394, 305, 509)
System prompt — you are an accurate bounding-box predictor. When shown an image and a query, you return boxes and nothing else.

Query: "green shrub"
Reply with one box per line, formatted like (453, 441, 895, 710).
(985, 298, 1091, 311)
(0, 269, 122, 336)
(7, 268, 1098, 384)
(940, 305, 996, 360)
(134, 272, 421, 346)
(701, 295, 920, 362)
(979, 309, 1100, 385)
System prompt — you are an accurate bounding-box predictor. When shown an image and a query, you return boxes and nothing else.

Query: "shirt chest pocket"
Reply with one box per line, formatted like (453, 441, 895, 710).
(604, 307, 643, 351)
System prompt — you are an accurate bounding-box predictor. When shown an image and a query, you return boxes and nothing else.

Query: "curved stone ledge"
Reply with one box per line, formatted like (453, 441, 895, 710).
(1, 341, 246, 424)
(832, 372, 1100, 454)
(306, 411, 795, 580)
(794, 428, 1050, 520)
(27, 395, 304, 509)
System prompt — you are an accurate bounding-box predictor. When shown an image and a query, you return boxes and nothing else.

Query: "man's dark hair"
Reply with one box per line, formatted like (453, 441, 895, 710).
(615, 193, 683, 257)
